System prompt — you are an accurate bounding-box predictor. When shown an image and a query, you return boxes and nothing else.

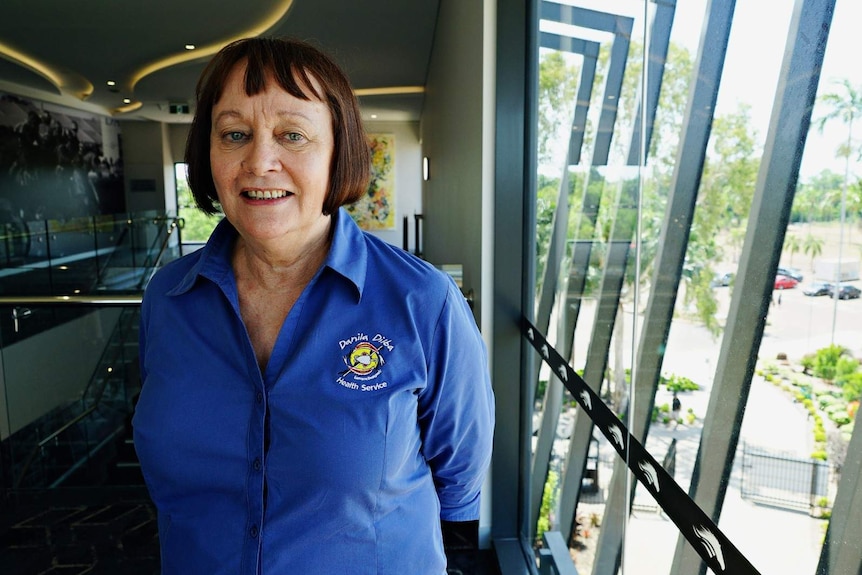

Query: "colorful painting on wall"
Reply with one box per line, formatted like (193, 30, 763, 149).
(347, 133, 395, 230)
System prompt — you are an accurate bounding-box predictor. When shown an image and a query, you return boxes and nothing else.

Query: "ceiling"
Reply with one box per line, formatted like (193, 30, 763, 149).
(0, 0, 439, 124)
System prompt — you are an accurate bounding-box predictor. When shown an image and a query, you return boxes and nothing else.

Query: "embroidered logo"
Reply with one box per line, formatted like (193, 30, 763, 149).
(336, 332, 394, 392)
(344, 342, 383, 376)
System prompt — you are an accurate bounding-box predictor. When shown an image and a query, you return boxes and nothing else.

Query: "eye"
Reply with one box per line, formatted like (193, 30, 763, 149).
(226, 131, 246, 142)
(284, 132, 304, 142)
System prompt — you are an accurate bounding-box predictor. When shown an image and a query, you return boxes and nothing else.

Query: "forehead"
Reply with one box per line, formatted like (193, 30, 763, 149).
(216, 60, 326, 107)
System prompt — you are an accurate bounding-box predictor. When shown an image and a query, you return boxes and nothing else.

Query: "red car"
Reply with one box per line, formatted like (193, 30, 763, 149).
(774, 274, 798, 290)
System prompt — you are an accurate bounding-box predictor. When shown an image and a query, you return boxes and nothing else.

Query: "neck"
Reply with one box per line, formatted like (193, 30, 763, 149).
(232, 215, 332, 290)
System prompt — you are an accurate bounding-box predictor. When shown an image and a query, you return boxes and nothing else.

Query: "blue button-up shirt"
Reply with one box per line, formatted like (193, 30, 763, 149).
(133, 208, 494, 574)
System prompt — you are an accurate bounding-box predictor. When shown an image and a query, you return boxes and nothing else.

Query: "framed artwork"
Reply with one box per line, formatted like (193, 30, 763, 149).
(347, 133, 395, 230)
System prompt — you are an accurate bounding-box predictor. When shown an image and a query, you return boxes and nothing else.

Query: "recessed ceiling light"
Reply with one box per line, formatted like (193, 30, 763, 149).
(185, 44, 196, 50)
(106, 80, 116, 86)
(123, 98, 131, 104)
(371, 114, 378, 119)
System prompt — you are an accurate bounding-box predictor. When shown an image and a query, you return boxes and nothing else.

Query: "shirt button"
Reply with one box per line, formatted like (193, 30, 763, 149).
(250, 525, 259, 538)
(256, 391, 263, 404)
(253, 458, 262, 471)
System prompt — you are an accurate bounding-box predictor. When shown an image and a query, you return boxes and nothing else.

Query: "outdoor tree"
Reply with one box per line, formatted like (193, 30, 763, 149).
(803, 233, 824, 272)
(682, 103, 760, 335)
(176, 171, 222, 242)
(538, 50, 581, 167)
(783, 233, 802, 266)
(793, 170, 844, 224)
(815, 79, 862, 281)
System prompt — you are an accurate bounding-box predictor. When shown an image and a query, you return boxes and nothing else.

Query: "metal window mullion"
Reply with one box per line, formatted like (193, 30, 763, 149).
(670, 1, 835, 573)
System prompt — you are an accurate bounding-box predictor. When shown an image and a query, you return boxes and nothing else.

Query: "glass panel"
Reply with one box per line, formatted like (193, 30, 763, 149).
(0, 303, 141, 491)
(529, 1, 861, 574)
(176, 162, 221, 244)
(0, 211, 177, 296)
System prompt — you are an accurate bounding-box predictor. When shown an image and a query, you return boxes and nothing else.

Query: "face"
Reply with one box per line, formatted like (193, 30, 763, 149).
(210, 61, 334, 247)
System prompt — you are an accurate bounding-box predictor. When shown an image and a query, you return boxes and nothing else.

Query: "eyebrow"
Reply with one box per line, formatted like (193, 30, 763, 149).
(211, 109, 318, 125)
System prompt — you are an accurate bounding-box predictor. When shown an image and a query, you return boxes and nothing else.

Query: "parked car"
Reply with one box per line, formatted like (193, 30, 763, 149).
(777, 266, 804, 282)
(710, 272, 734, 287)
(774, 274, 798, 290)
(831, 284, 861, 300)
(803, 282, 832, 296)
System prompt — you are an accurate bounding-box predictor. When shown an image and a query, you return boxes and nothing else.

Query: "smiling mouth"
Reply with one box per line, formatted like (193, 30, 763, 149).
(243, 190, 292, 200)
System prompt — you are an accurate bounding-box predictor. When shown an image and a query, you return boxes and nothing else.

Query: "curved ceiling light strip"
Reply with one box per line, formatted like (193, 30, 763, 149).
(354, 86, 425, 96)
(0, 40, 94, 100)
(116, 0, 295, 114)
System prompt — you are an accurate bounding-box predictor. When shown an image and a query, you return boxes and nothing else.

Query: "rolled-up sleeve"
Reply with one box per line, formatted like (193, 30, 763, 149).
(418, 281, 495, 521)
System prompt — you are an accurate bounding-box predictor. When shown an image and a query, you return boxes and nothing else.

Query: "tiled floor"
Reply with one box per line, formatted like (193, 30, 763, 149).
(0, 490, 159, 575)
(1, 490, 501, 575)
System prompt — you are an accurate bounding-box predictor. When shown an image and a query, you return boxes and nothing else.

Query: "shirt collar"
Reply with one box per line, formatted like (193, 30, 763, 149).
(324, 208, 367, 300)
(165, 208, 367, 299)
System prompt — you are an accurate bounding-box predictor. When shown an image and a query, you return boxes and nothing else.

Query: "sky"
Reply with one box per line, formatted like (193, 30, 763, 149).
(541, 0, 862, 181)
(672, 0, 862, 180)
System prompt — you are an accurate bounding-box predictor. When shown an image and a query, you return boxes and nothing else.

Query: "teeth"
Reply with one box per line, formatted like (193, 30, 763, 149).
(246, 190, 289, 200)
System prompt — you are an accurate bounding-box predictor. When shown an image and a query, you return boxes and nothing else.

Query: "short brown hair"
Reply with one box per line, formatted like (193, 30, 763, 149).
(185, 37, 370, 215)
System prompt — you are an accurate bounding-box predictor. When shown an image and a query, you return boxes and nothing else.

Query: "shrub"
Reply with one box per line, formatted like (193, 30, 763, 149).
(801, 354, 815, 375)
(830, 411, 852, 426)
(819, 395, 840, 410)
(840, 373, 862, 403)
(835, 356, 860, 381)
(813, 344, 848, 381)
(536, 470, 559, 541)
(665, 374, 700, 393)
(811, 450, 828, 461)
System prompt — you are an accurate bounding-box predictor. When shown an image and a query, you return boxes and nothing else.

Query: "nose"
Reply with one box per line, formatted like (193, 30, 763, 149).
(241, 136, 281, 175)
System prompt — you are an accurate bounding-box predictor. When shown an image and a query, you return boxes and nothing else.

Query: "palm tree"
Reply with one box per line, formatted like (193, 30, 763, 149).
(816, 79, 862, 343)
(803, 233, 823, 272)
(783, 233, 801, 266)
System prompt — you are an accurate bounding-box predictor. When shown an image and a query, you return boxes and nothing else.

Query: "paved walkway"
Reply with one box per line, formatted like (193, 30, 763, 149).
(565, 301, 833, 574)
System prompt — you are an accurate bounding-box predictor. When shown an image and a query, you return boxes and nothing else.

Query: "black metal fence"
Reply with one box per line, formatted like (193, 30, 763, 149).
(740, 441, 830, 513)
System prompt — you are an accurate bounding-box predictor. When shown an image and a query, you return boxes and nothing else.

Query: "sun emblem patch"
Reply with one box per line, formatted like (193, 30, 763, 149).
(344, 341, 383, 376)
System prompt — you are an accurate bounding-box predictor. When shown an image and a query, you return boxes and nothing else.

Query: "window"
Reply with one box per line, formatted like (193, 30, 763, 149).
(175, 162, 221, 243)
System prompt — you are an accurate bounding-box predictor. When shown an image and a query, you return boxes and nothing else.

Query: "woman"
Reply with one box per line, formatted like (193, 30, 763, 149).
(132, 37, 494, 575)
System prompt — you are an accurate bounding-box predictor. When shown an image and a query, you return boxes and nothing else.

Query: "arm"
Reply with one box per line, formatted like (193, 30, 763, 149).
(418, 281, 495, 522)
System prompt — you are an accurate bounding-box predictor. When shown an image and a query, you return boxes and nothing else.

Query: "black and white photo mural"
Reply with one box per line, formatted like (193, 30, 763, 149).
(0, 91, 125, 225)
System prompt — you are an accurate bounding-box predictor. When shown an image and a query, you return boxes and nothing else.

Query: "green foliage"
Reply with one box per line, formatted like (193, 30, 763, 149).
(800, 354, 816, 375)
(812, 344, 848, 381)
(664, 374, 700, 393)
(176, 165, 221, 242)
(811, 450, 828, 461)
(829, 411, 852, 426)
(840, 372, 862, 402)
(537, 52, 580, 166)
(536, 470, 559, 542)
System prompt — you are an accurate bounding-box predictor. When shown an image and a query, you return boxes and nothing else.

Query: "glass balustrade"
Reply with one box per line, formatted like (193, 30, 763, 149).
(0, 211, 181, 297)
(0, 301, 142, 493)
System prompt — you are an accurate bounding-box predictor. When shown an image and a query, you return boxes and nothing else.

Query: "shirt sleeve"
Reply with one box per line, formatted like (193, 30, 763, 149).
(418, 280, 495, 522)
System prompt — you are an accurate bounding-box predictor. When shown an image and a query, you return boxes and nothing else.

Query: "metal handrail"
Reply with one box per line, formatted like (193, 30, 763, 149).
(0, 295, 142, 305)
(138, 217, 181, 290)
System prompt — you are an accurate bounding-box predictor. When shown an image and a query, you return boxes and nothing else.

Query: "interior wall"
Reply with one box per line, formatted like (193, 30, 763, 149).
(422, 0, 496, 548)
(421, 0, 489, 326)
(362, 120, 422, 251)
(0, 308, 122, 439)
(120, 121, 170, 214)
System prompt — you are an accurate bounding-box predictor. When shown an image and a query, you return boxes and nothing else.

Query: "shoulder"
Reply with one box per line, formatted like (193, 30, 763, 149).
(143, 249, 204, 298)
(361, 232, 455, 298)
